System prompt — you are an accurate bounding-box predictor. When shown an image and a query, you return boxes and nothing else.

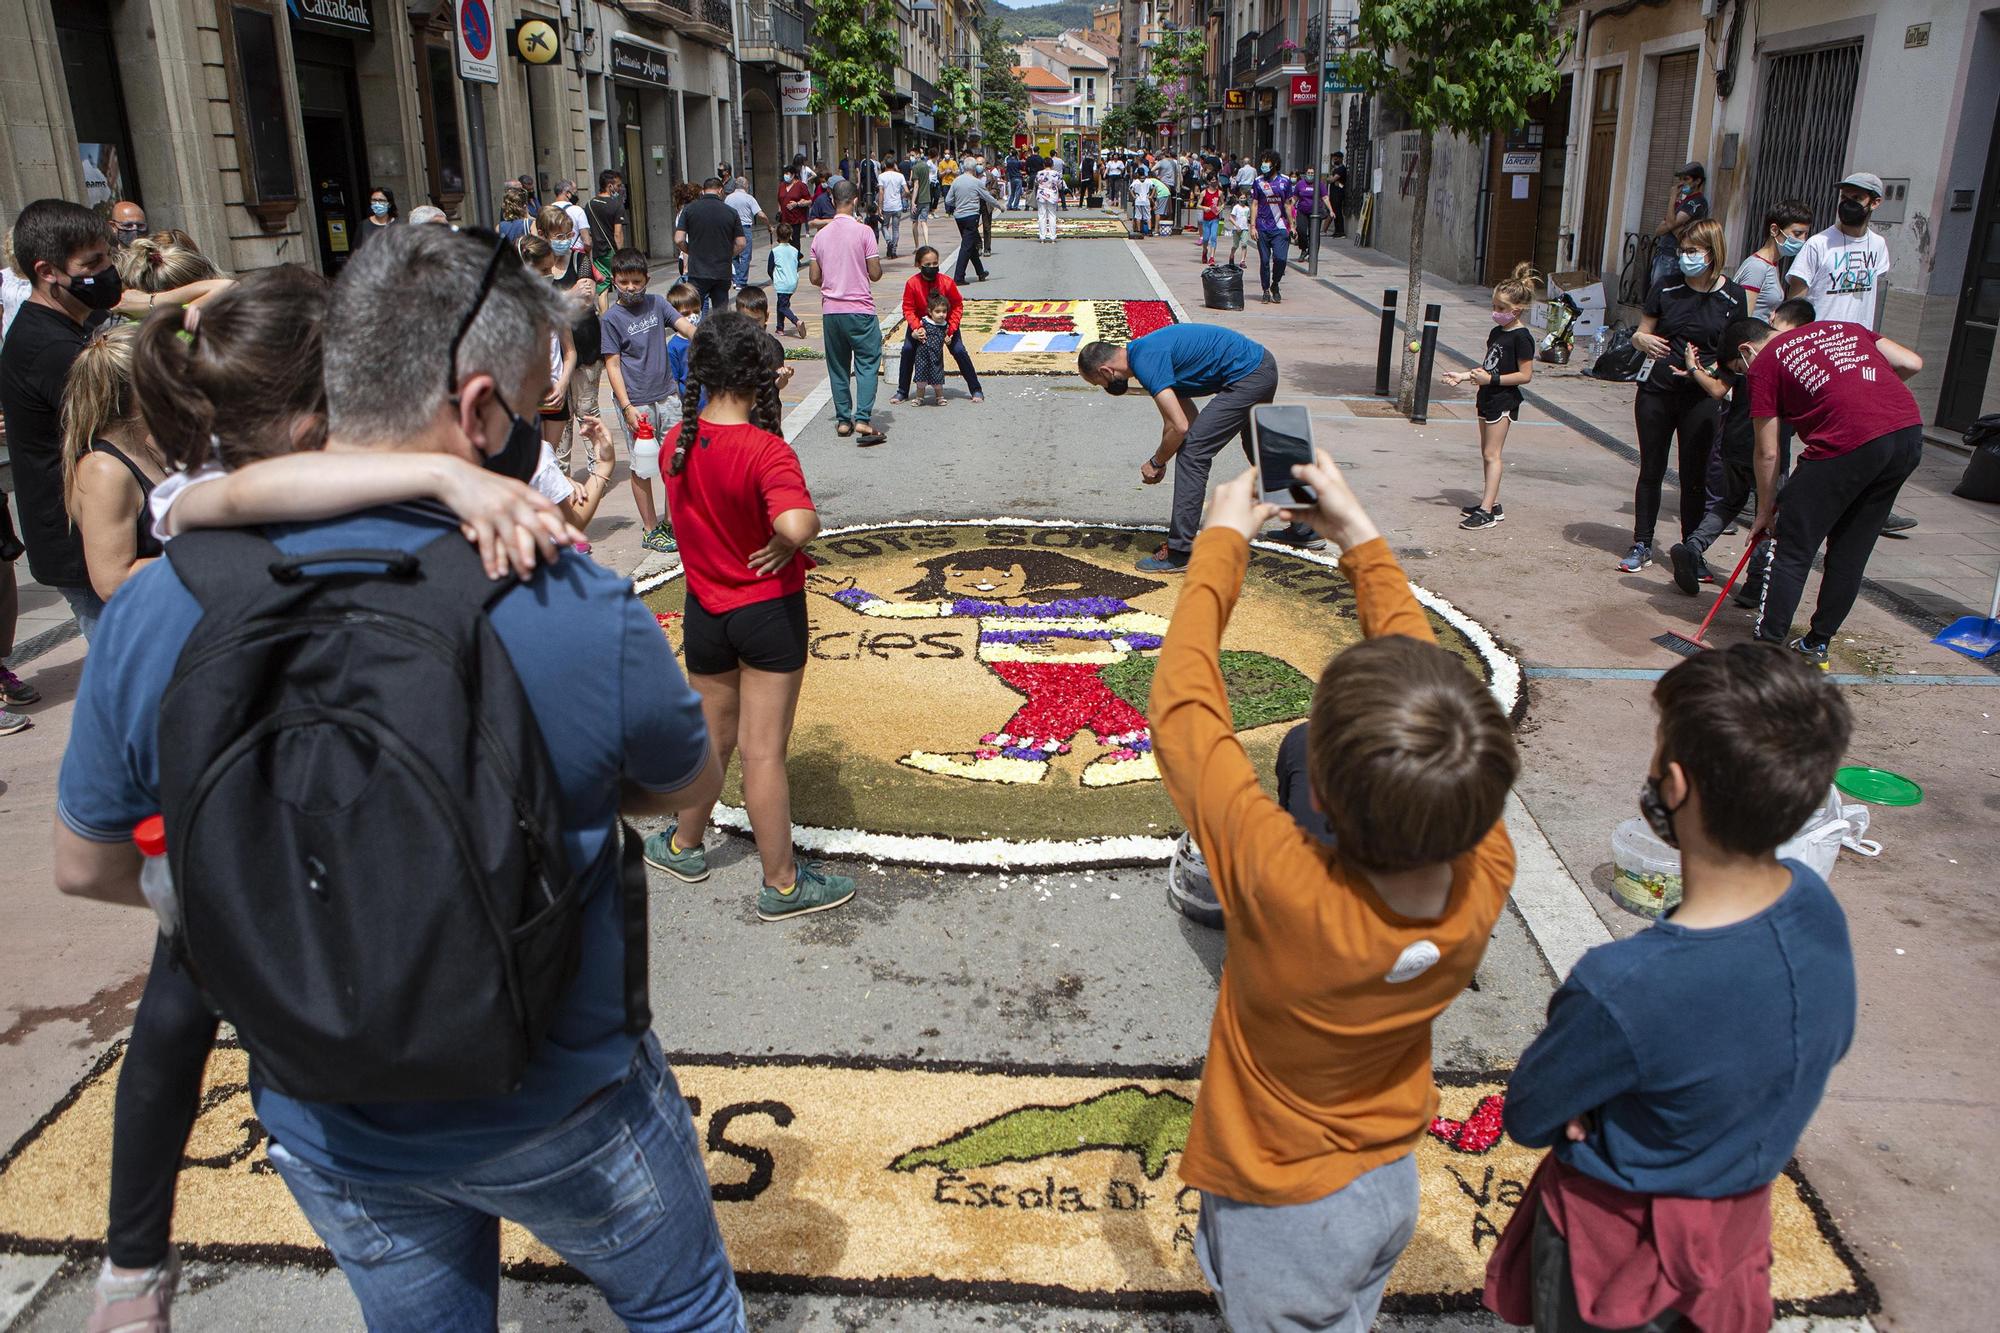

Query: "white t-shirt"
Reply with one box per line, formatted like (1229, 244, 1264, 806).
(879, 169, 907, 212)
(1104, 158, 1125, 179)
(1786, 225, 1891, 328)
(562, 201, 591, 247)
(723, 190, 761, 229)
(1229, 203, 1252, 231)
(531, 442, 574, 505)
(1235, 164, 1257, 188)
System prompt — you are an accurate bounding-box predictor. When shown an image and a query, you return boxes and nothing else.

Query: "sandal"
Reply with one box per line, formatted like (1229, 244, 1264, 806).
(835, 421, 854, 437)
(855, 426, 887, 446)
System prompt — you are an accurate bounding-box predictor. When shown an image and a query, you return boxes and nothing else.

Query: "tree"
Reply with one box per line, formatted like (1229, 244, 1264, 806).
(935, 65, 978, 147)
(809, 0, 900, 122)
(1337, 1, 1569, 410)
(1127, 79, 1164, 146)
(1151, 30, 1208, 124)
(1099, 104, 1132, 152)
(976, 16, 1030, 150)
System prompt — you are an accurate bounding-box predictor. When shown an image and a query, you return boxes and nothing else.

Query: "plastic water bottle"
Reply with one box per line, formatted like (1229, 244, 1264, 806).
(629, 413, 660, 480)
(133, 814, 182, 936)
(1592, 327, 1609, 361)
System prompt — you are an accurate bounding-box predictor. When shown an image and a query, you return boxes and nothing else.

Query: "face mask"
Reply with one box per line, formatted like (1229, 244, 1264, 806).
(1837, 196, 1869, 227)
(617, 288, 646, 307)
(371, 200, 389, 217)
(1638, 775, 1680, 849)
(1777, 233, 1804, 257)
(65, 262, 123, 313)
(1260, 163, 1274, 176)
(1103, 376, 1130, 396)
(552, 236, 577, 255)
(1491, 309, 1516, 325)
(1679, 252, 1710, 277)
(919, 265, 939, 280)
(481, 390, 542, 485)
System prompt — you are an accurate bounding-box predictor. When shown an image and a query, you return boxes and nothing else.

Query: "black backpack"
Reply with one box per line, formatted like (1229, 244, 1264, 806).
(157, 527, 649, 1103)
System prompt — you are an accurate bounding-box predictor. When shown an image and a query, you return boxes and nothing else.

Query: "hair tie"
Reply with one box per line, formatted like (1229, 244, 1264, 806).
(175, 305, 201, 345)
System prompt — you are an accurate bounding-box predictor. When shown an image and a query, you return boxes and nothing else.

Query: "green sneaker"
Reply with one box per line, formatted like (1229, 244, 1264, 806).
(757, 862, 855, 922)
(641, 521, 678, 554)
(643, 825, 709, 882)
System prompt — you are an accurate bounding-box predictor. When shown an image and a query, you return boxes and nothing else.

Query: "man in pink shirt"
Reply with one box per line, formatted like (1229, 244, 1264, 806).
(808, 180, 886, 445)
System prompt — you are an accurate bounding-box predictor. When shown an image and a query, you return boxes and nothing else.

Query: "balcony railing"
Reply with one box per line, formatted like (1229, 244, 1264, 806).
(1231, 33, 1253, 82)
(739, 0, 808, 63)
(1257, 20, 1293, 76)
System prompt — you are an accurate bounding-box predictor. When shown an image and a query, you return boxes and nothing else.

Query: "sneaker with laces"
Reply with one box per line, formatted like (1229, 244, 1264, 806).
(1458, 507, 1497, 530)
(641, 521, 678, 554)
(88, 1249, 180, 1333)
(0, 666, 37, 706)
(1668, 542, 1712, 595)
(0, 710, 30, 737)
(1135, 544, 1188, 574)
(643, 825, 709, 882)
(1617, 542, 1653, 573)
(1788, 636, 1831, 669)
(1263, 524, 1329, 551)
(758, 862, 856, 921)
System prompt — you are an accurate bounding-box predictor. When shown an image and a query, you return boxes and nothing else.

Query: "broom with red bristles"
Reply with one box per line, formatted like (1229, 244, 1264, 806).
(1654, 534, 1769, 657)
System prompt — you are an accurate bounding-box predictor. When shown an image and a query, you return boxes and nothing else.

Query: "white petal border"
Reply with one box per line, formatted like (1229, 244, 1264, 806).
(634, 518, 1523, 869)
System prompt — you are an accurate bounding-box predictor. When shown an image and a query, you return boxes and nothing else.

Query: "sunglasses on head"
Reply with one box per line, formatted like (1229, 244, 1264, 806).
(444, 229, 512, 400)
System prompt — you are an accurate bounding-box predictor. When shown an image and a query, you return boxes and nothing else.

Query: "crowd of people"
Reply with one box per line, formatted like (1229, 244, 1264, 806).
(0, 149, 1923, 1333)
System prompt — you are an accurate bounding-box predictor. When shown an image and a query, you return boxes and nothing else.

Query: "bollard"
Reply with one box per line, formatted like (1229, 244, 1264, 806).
(1410, 304, 1443, 424)
(1375, 289, 1398, 397)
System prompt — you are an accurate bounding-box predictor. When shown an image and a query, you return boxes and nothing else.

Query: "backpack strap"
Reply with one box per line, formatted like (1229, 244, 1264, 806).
(619, 820, 652, 1035)
(408, 531, 527, 612)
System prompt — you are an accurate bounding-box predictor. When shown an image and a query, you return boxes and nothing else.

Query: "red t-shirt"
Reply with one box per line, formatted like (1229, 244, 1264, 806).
(1747, 322, 1921, 461)
(662, 418, 816, 613)
(1201, 188, 1221, 221)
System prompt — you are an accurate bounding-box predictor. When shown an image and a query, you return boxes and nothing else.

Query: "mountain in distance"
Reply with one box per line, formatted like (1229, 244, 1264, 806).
(986, 0, 1098, 42)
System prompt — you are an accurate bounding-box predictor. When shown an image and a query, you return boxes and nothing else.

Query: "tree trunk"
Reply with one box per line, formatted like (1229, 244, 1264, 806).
(1397, 131, 1433, 415)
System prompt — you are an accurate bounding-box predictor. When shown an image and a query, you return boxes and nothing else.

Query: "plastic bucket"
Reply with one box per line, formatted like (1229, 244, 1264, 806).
(1610, 818, 1682, 917)
(1167, 832, 1222, 928)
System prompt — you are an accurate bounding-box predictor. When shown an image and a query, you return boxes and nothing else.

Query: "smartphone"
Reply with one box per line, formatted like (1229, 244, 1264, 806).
(1250, 404, 1317, 508)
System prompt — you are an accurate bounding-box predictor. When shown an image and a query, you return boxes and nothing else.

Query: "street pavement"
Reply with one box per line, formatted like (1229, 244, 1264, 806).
(3, 207, 1994, 1329)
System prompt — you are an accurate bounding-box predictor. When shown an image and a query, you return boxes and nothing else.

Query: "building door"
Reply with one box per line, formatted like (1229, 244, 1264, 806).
(293, 40, 369, 274)
(1575, 67, 1620, 277)
(1940, 97, 2000, 431)
(617, 88, 649, 252)
(1739, 43, 1862, 257)
(1639, 52, 1697, 234)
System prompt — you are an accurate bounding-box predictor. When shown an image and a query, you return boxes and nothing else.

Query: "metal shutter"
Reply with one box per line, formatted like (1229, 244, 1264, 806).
(1642, 51, 1699, 229)
(1740, 43, 1863, 257)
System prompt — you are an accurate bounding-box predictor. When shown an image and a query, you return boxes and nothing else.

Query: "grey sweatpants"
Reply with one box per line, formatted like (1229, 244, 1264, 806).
(1195, 1154, 1419, 1332)
(1167, 350, 1308, 557)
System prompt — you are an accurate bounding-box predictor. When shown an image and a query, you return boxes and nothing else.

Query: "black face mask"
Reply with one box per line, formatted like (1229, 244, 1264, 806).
(1103, 376, 1131, 396)
(1836, 196, 1869, 227)
(1638, 774, 1681, 849)
(66, 262, 123, 313)
(481, 390, 542, 485)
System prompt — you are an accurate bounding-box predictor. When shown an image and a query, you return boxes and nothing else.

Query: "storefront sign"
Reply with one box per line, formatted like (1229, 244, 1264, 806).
(1223, 88, 1248, 110)
(456, 0, 498, 84)
(510, 17, 560, 65)
(1289, 73, 1318, 107)
(1501, 150, 1541, 174)
(1255, 88, 1278, 113)
(780, 72, 813, 115)
(612, 39, 672, 88)
(287, 0, 374, 37)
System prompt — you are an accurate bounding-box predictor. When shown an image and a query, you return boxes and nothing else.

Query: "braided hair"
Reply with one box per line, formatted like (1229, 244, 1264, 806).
(669, 311, 785, 476)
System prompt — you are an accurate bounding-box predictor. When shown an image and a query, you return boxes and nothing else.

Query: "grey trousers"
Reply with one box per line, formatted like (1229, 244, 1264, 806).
(1167, 350, 1279, 557)
(1195, 1154, 1419, 1332)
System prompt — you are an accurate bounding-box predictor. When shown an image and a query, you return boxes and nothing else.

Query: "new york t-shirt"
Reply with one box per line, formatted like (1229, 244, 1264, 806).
(1787, 226, 1891, 327)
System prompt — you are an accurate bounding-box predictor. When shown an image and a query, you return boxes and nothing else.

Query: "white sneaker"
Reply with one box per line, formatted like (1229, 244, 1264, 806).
(89, 1249, 181, 1333)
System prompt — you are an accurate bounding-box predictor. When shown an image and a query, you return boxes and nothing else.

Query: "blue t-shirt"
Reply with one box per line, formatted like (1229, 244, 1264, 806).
(1501, 863, 1855, 1198)
(57, 506, 711, 1181)
(666, 332, 690, 398)
(1124, 323, 1268, 398)
(768, 243, 801, 295)
(600, 292, 675, 406)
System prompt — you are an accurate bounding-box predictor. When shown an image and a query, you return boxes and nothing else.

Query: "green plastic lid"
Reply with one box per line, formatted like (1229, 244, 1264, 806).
(1835, 765, 1923, 807)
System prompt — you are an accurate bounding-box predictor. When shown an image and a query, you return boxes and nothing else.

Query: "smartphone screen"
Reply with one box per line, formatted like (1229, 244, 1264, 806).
(1251, 404, 1317, 507)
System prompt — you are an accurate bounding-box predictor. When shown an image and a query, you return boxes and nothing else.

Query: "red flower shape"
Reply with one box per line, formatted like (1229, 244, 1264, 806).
(1122, 300, 1175, 339)
(1000, 315, 1079, 333)
(1428, 1093, 1506, 1154)
(655, 612, 682, 628)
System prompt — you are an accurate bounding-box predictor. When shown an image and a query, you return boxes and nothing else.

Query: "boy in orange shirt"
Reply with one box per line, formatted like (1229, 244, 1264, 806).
(1150, 452, 1520, 1330)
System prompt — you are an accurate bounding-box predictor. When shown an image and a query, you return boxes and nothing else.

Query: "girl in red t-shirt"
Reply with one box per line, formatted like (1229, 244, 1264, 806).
(1199, 181, 1223, 264)
(653, 312, 854, 920)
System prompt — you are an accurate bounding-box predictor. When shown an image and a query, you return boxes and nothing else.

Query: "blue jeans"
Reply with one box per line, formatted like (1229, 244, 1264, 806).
(1202, 218, 1220, 252)
(1006, 179, 1024, 210)
(1256, 229, 1290, 295)
(60, 584, 105, 642)
(266, 1035, 743, 1332)
(732, 222, 753, 287)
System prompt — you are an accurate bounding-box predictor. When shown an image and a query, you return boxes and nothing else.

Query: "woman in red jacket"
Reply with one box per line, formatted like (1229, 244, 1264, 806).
(889, 245, 986, 405)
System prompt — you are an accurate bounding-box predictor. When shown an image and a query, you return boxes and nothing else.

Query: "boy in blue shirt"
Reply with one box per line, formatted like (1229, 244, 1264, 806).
(766, 223, 807, 338)
(1489, 641, 1856, 1329)
(661, 280, 701, 414)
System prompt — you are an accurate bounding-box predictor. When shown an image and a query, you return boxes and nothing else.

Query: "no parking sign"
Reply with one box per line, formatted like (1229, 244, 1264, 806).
(456, 0, 498, 83)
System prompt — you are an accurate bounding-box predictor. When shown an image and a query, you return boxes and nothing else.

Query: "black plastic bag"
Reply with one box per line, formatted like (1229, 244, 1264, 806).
(1589, 324, 1646, 382)
(1203, 264, 1245, 312)
(1953, 414, 2000, 504)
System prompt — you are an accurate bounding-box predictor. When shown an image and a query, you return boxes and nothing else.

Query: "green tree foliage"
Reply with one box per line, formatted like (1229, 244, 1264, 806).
(935, 65, 978, 144)
(809, 0, 901, 120)
(976, 16, 1031, 148)
(1099, 103, 1131, 151)
(1336, 0, 1569, 408)
(1151, 30, 1208, 118)
(1126, 78, 1164, 145)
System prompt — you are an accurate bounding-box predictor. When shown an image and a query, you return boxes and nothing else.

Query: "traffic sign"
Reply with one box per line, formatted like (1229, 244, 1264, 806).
(457, 0, 497, 84)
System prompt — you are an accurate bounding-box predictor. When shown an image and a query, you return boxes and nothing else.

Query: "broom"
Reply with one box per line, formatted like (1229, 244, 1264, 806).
(1654, 535, 1767, 657)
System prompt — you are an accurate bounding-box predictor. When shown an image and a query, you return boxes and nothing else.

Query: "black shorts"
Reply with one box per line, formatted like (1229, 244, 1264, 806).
(1477, 392, 1522, 423)
(683, 589, 809, 675)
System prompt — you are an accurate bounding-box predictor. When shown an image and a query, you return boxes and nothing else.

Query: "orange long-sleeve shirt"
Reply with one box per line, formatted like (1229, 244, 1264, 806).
(1150, 530, 1516, 1206)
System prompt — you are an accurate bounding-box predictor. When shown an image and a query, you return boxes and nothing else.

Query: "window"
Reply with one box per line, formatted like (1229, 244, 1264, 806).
(52, 0, 141, 208)
(419, 41, 468, 203)
(216, 0, 301, 232)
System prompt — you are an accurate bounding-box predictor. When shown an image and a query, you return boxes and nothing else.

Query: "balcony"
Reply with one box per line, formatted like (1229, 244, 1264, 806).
(1256, 19, 1296, 77)
(625, 0, 733, 45)
(1231, 32, 1253, 82)
(738, 0, 810, 70)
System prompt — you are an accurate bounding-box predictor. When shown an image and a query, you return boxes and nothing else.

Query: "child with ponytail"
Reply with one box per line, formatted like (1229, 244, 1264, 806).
(644, 311, 853, 923)
(84, 266, 585, 1333)
(60, 322, 168, 601)
(1444, 261, 1539, 530)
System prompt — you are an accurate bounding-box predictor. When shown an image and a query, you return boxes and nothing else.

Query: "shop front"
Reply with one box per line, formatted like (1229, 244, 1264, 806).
(610, 33, 675, 257)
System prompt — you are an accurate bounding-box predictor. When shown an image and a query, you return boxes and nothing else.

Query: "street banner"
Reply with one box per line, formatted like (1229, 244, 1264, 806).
(455, 0, 497, 84)
(780, 72, 813, 115)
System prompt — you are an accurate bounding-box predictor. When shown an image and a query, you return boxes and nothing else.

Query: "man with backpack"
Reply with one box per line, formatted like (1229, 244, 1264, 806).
(52, 225, 743, 1330)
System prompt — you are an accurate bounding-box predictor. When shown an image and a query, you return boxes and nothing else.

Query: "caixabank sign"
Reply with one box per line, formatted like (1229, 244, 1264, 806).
(287, 0, 374, 38)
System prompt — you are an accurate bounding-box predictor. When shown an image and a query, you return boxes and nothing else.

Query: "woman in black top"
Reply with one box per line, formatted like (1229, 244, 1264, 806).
(59, 323, 165, 600)
(1622, 217, 1746, 574)
(350, 186, 397, 253)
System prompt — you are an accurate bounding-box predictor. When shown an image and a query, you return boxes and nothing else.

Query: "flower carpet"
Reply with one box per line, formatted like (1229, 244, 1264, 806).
(987, 215, 1134, 239)
(906, 300, 1178, 376)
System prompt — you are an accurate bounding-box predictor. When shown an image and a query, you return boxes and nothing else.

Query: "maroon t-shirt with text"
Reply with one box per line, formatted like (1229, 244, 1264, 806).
(1747, 322, 1920, 461)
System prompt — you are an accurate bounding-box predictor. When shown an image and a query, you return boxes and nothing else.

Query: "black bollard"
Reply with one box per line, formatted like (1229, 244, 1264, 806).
(1410, 303, 1443, 425)
(1375, 289, 1398, 397)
